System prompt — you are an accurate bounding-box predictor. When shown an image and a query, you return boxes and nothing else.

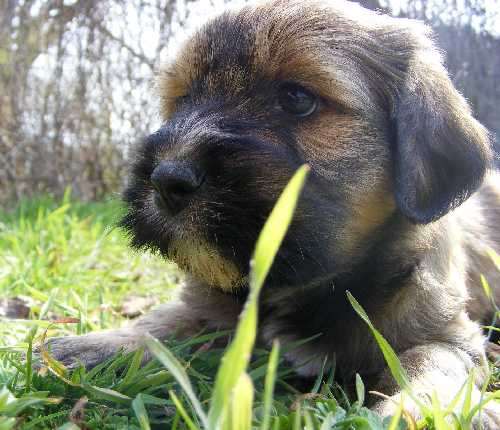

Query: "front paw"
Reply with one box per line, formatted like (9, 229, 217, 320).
(373, 395, 500, 429)
(470, 401, 500, 430)
(38, 329, 142, 370)
(372, 395, 421, 426)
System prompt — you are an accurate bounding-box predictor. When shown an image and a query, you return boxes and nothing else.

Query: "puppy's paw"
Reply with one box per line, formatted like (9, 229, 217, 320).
(38, 329, 142, 370)
(470, 402, 500, 430)
(371, 396, 421, 426)
(373, 395, 500, 429)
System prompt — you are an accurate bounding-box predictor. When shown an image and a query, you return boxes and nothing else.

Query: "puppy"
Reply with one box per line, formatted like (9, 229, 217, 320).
(46, 0, 500, 424)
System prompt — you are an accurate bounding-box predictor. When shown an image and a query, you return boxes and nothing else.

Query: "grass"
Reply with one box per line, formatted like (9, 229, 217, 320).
(0, 175, 499, 429)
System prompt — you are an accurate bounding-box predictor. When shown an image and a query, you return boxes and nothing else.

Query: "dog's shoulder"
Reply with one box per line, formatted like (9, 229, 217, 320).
(455, 169, 500, 255)
(450, 169, 500, 321)
(478, 169, 500, 212)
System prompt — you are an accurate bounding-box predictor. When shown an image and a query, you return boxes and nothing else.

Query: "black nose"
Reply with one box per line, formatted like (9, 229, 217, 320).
(150, 161, 203, 214)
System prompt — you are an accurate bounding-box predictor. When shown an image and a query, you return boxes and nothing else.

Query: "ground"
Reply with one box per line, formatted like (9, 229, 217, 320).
(0, 194, 498, 429)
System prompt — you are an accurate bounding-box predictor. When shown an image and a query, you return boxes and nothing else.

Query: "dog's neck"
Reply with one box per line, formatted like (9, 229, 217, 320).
(256, 213, 434, 375)
(261, 212, 421, 306)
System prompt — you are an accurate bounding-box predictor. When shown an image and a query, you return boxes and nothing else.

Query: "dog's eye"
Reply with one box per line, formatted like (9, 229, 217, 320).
(277, 83, 318, 117)
(177, 94, 190, 105)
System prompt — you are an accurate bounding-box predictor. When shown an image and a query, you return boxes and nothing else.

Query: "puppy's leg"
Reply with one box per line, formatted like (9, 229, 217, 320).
(43, 285, 242, 369)
(371, 343, 500, 429)
(43, 301, 193, 369)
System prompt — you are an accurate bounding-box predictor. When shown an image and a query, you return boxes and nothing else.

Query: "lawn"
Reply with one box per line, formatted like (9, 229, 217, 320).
(0, 183, 499, 429)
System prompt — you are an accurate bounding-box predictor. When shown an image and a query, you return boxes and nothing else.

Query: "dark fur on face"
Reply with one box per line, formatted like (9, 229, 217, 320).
(48, 0, 500, 425)
(120, 0, 491, 294)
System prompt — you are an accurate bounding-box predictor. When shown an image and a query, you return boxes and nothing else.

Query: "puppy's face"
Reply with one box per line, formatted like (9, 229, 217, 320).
(121, 0, 490, 291)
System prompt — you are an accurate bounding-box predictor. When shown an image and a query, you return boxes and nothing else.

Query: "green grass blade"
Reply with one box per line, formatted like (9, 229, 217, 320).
(457, 369, 474, 420)
(132, 394, 151, 430)
(303, 409, 316, 430)
(293, 401, 302, 430)
(0, 387, 60, 417)
(346, 291, 429, 414)
(207, 301, 257, 429)
(25, 336, 33, 394)
(430, 391, 449, 430)
(311, 356, 328, 394)
(208, 165, 309, 429)
(355, 373, 365, 408)
(387, 400, 404, 430)
(169, 390, 200, 430)
(260, 340, 280, 430)
(347, 292, 411, 390)
(466, 390, 500, 422)
(116, 347, 145, 390)
(56, 423, 80, 430)
(319, 413, 335, 430)
(480, 275, 492, 301)
(0, 417, 16, 430)
(144, 334, 207, 427)
(251, 165, 309, 290)
(0, 319, 54, 327)
(82, 384, 131, 404)
(486, 248, 500, 271)
(227, 373, 254, 430)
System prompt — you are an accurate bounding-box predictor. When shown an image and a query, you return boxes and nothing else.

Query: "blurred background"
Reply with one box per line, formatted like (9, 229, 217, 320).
(1, 0, 499, 205)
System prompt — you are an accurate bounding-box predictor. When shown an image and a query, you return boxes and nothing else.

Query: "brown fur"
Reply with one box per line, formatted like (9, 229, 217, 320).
(44, 1, 500, 426)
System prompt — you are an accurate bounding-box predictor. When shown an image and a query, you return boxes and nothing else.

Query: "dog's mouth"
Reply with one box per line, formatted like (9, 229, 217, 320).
(121, 188, 247, 290)
(120, 137, 296, 290)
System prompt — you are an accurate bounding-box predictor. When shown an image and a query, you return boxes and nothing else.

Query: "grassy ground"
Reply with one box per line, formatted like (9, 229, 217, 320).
(0, 188, 499, 429)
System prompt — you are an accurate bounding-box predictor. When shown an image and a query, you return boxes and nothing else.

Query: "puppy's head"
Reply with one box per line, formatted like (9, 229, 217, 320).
(121, 0, 491, 291)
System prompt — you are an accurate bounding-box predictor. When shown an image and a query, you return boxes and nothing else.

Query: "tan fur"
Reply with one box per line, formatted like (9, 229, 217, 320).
(169, 238, 244, 291)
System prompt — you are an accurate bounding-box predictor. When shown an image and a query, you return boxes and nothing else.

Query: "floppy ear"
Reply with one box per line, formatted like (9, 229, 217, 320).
(391, 33, 492, 224)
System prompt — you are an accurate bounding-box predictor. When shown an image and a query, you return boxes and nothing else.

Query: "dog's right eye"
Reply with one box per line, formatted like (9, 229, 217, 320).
(277, 83, 318, 117)
(177, 94, 190, 105)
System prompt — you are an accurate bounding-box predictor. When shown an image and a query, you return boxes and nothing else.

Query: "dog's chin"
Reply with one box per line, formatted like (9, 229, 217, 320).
(166, 237, 246, 292)
(121, 194, 247, 292)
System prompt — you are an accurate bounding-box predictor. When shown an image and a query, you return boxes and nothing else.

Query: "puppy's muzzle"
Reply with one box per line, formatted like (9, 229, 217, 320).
(150, 160, 204, 215)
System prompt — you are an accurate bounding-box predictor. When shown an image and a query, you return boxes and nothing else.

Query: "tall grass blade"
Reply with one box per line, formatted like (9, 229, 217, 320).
(116, 347, 145, 390)
(460, 369, 475, 420)
(466, 390, 500, 422)
(208, 165, 309, 429)
(480, 275, 492, 301)
(355, 373, 365, 408)
(430, 392, 449, 430)
(56, 423, 80, 430)
(347, 292, 410, 390)
(169, 390, 200, 430)
(144, 335, 207, 427)
(225, 373, 254, 430)
(311, 356, 328, 394)
(132, 394, 151, 430)
(82, 384, 131, 404)
(251, 165, 309, 290)
(260, 340, 280, 430)
(387, 400, 404, 430)
(486, 248, 500, 271)
(346, 291, 429, 414)
(293, 401, 302, 430)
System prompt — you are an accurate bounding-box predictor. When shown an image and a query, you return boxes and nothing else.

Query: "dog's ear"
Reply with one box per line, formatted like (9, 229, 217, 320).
(391, 30, 492, 224)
